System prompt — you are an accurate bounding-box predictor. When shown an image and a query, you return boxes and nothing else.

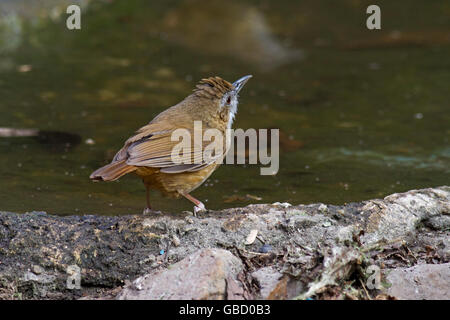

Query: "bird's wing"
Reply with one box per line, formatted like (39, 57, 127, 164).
(113, 123, 224, 173)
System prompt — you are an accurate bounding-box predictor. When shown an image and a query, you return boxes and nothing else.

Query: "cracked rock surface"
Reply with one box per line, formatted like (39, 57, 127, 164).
(0, 186, 448, 300)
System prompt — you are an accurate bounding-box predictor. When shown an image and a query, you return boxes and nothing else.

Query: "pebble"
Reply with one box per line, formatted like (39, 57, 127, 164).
(259, 244, 272, 253)
(172, 235, 181, 247)
(322, 220, 332, 227)
(17, 64, 32, 72)
(85, 138, 95, 145)
(32, 265, 44, 275)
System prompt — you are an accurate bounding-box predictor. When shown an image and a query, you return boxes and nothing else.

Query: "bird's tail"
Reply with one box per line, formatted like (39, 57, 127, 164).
(89, 160, 136, 181)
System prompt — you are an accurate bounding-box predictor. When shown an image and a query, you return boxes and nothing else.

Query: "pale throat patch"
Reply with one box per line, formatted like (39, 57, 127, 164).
(228, 104, 238, 128)
(223, 94, 238, 129)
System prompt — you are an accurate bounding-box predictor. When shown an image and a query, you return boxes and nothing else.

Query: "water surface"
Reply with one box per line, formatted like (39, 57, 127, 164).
(0, 0, 449, 215)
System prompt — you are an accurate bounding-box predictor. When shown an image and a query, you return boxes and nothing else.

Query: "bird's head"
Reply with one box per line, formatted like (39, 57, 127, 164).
(193, 75, 252, 128)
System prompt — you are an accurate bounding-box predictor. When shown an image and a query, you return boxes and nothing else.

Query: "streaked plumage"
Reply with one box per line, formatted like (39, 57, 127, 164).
(90, 75, 252, 214)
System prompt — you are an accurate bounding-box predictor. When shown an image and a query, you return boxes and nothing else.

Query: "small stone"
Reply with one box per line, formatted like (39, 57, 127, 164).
(133, 277, 146, 291)
(17, 64, 32, 72)
(386, 263, 450, 300)
(251, 267, 283, 299)
(322, 220, 332, 227)
(318, 204, 327, 212)
(85, 138, 95, 145)
(414, 113, 423, 119)
(32, 265, 44, 275)
(259, 244, 272, 253)
(172, 235, 181, 247)
(117, 248, 244, 300)
(336, 226, 355, 243)
(142, 218, 154, 228)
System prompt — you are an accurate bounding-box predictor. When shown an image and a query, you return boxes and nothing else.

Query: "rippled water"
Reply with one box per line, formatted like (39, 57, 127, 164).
(0, 0, 449, 215)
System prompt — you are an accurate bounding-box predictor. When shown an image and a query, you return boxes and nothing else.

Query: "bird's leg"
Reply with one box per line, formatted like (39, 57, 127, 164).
(182, 193, 206, 216)
(143, 184, 152, 215)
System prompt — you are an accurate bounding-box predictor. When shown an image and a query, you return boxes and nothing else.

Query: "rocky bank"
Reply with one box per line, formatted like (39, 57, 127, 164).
(0, 186, 449, 300)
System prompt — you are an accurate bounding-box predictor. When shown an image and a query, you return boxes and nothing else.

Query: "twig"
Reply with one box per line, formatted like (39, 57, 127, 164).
(359, 278, 372, 300)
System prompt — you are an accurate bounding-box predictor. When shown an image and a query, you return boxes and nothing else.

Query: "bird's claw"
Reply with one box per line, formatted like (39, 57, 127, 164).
(193, 203, 206, 217)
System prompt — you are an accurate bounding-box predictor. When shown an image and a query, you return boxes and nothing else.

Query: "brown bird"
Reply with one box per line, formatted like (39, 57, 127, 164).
(90, 75, 252, 214)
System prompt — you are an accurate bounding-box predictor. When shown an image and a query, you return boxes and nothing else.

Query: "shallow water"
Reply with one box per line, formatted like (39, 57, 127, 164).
(0, 0, 449, 215)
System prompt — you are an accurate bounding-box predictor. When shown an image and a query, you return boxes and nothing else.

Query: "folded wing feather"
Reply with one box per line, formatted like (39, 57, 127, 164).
(113, 123, 224, 174)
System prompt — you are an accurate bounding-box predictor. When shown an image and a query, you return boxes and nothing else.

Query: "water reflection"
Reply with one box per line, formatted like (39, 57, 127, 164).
(162, 0, 301, 70)
(0, 0, 448, 215)
(0, 127, 81, 152)
(313, 148, 450, 173)
(0, 0, 90, 54)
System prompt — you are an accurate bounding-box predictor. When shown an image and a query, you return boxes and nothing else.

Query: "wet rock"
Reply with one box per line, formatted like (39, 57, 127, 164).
(31, 265, 44, 275)
(258, 244, 273, 253)
(251, 267, 283, 299)
(117, 248, 244, 300)
(360, 187, 450, 245)
(424, 215, 450, 231)
(0, 186, 448, 299)
(266, 275, 306, 300)
(386, 263, 450, 300)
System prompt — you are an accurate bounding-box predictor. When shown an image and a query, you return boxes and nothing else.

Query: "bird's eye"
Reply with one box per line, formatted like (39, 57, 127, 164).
(226, 97, 231, 104)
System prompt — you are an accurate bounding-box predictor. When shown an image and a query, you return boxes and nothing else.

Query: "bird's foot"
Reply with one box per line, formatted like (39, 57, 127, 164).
(193, 202, 206, 217)
(180, 192, 206, 217)
(143, 207, 163, 215)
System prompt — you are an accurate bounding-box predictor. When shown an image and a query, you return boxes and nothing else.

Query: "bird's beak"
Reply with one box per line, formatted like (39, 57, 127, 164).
(233, 75, 252, 93)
